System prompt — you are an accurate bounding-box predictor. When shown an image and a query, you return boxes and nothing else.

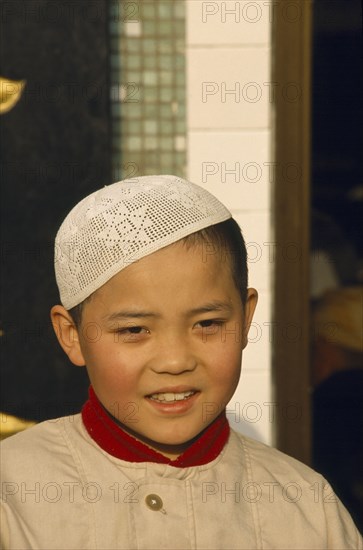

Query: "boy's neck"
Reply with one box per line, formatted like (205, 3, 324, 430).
(104, 417, 204, 460)
(82, 386, 230, 467)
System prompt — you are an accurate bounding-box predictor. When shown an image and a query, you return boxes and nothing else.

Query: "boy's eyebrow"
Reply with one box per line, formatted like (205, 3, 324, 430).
(104, 310, 159, 322)
(188, 301, 233, 315)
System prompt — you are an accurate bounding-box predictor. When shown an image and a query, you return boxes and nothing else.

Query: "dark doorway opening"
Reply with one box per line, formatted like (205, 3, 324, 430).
(310, 0, 363, 532)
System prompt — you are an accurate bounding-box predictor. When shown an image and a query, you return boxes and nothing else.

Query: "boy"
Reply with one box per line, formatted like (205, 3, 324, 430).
(1, 175, 361, 549)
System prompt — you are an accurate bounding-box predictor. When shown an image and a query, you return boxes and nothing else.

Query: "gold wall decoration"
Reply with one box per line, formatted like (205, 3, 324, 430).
(0, 413, 36, 440)
(0, 76, 26, 114)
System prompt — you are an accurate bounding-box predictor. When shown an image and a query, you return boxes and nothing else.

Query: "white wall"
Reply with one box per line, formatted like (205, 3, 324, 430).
(185, 1, 273, 444)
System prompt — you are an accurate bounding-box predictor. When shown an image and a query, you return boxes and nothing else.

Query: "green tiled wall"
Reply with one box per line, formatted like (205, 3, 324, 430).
(110, 1, 186, 181)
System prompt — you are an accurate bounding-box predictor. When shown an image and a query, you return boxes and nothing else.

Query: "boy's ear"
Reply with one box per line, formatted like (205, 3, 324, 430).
(50, 305, 86, 367)
(242, 288, 258, 349)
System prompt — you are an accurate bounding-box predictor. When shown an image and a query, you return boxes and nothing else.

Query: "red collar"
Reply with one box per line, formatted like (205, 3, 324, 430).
(81, 386, 230, 467)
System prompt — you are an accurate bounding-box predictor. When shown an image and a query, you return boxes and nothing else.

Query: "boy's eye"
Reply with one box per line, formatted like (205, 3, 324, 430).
(127, 326, 144, 334)
(197, 319, 224, 327)
(195, 319, 224, 335)
(198, 320, 217, 328)
(115, 325, 149, 334)
(114, 326, 150, 342)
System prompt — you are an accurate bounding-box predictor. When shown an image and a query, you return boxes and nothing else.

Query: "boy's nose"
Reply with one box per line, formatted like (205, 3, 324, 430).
(150, 337, 198, 374)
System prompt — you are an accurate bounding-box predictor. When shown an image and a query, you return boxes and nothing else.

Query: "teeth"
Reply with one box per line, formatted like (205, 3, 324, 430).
(149, 391, 195, 402)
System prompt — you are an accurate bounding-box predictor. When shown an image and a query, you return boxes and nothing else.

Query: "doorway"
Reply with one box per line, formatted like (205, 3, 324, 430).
(273, 0, 362, 530)
(310, 0, 363, 532)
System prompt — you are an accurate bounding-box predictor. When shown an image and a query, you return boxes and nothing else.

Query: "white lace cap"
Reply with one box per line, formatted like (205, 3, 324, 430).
(55, 175, 231, 309)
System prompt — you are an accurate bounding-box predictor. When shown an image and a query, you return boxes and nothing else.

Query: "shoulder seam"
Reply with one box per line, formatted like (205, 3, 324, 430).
(57, 416, 88, 485)
(58, 416, 98, 549)
(238, 435, 263, 549)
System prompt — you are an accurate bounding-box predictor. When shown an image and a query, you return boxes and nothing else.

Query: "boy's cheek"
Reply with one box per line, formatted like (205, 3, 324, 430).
(208, 361, 241, 389)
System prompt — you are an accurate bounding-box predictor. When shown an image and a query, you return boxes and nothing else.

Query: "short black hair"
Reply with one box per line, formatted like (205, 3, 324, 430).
(69, 218, 248, 327)
(183, 218, 248, 305)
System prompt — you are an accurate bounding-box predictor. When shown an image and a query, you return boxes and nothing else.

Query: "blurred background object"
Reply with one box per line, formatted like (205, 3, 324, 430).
(0, 76, 26, 114)
(310, 0, 363, 531)
(0, 413, 36, 441)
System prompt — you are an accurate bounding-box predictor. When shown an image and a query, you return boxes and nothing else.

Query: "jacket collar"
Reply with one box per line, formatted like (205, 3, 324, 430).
(82, 386, 230, 467)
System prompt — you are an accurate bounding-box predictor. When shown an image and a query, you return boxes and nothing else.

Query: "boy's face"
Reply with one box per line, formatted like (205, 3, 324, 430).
(56, 241, 257, 458)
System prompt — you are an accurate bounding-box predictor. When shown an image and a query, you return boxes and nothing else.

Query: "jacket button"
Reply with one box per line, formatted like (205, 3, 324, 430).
(145, 494, 163, 512)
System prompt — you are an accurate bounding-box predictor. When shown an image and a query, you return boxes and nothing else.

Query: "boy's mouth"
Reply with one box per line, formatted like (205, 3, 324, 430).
(147, 390, 198, 403)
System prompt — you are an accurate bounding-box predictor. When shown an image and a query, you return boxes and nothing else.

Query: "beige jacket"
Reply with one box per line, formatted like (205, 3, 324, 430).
(0, 414, 362, 549)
